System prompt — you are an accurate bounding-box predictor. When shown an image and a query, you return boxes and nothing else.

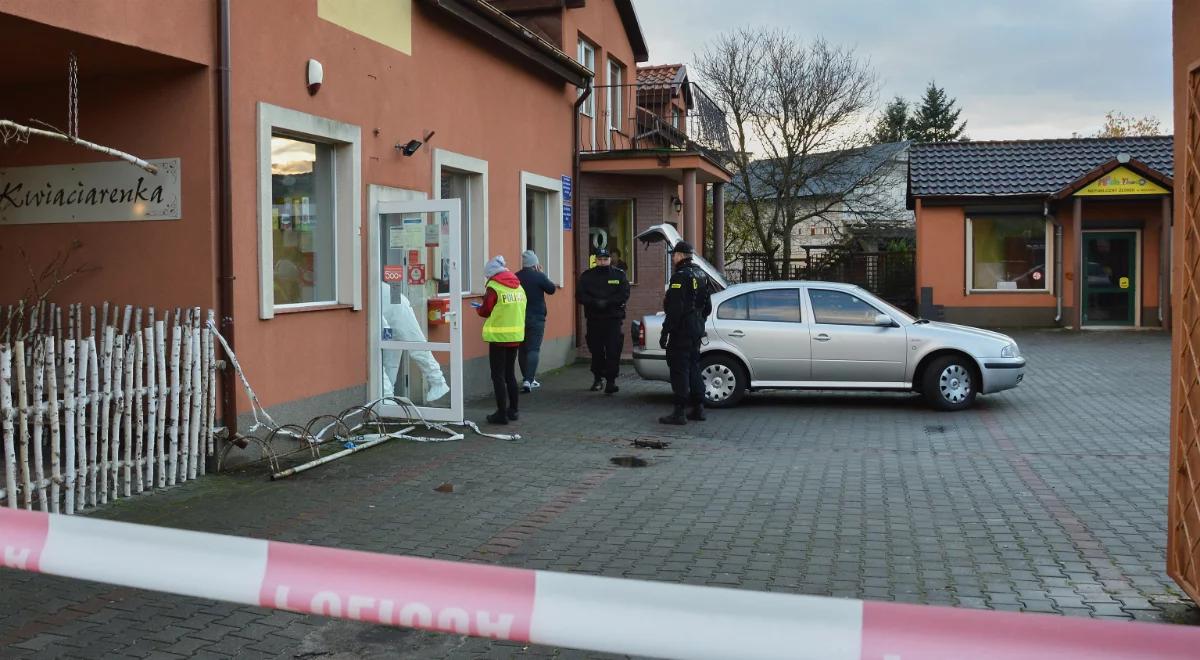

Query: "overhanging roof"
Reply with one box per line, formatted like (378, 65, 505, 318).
(581, 150, 732, 184)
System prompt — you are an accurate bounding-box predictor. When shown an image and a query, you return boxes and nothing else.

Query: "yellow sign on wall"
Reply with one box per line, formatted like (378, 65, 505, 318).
(318, 0, 412, 55)
(1075, 165, 1169, 196)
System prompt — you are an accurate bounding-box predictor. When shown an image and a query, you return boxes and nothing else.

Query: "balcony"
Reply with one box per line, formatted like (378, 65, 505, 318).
(579, 80, 732, 163)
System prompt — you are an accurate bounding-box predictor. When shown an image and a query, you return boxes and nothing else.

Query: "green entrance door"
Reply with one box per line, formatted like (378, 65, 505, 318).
(1082, 231, 1137, 326)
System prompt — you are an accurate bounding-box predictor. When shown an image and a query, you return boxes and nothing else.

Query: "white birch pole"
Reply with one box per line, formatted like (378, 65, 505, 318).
(143, 325, 157, 489)
(74, 338, 87, 509)
(155, 320, 168, 488)
(1, 345, 15, 509)
(187, 328, 202, 481)
(133, 329, 145, 494)
(46, 337, 61, 513)
(98, 327, 113, 504)
(30, 341, 48, 511)
(178, 323, 193, 482)
(86, 336, 99, 507)
(109, 335, 125, 501)
(63, 338, 77, 515)
(121, 333, 135, 497)
(14, 341, 30, 509)
(167, 323, 181, 487)
(203, 310, 216, 474)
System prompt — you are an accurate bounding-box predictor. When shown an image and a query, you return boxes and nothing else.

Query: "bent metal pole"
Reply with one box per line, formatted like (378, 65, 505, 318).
(1, 508, 1198, 660)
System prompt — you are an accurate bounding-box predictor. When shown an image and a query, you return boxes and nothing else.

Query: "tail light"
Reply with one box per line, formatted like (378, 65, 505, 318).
(632, 320, 644, 349)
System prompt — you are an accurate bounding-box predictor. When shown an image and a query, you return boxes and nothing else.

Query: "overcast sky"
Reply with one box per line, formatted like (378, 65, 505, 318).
(633, 0, 1173, 141)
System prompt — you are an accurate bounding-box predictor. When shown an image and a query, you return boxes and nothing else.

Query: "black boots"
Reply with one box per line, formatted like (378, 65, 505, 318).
(687, 406, 706, 421)
(486, 411, 508, 425)
(604, 379, 620, 395)
(659, 408, 687, 425)
(590, 377, 603, 392)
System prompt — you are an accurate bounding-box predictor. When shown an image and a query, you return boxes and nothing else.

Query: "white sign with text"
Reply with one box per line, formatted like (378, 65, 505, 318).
(0, 158, 181, 224)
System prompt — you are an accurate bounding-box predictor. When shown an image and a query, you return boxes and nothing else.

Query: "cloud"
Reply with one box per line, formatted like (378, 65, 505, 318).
(633, 0, 1172, 139)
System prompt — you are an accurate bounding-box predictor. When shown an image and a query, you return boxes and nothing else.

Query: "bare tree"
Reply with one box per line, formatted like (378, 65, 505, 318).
(696, 30, 902, 278)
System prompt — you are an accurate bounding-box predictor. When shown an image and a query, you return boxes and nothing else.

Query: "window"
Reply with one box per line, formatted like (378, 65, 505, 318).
(434, 150, 488, 295)
(587, 199, 634, 280)
(809, 289, 884, 325)
(607, 58, 624, 132)
(967, 216, 1050, 291)
(257, 103, 361, 319)
(717, 289, 801, 323)
(520, 172, 565, 283)
(672, 108, 682, 130)
(577, 39, 595, 116)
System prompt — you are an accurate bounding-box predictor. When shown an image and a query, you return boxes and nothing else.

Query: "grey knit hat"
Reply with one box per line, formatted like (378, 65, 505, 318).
(521, 250, 540, 269)
(483, 255, 507, 279)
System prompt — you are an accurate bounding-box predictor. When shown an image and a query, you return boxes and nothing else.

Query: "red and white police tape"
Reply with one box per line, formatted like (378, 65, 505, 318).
(1, 508, 1197, 659)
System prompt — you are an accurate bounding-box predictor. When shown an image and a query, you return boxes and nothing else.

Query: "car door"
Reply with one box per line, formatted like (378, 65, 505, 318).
(712, 287, 810, 382)
(805, 287, 908, 384)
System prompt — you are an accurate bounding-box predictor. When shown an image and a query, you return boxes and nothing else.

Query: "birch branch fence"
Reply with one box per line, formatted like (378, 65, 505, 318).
(0, 303, 217, 514)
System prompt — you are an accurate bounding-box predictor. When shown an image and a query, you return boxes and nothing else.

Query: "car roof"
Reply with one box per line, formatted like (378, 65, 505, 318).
(720, 280, 861, 295)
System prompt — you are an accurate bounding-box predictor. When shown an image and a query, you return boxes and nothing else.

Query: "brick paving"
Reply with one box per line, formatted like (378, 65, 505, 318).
(0, 330, 1196, 658)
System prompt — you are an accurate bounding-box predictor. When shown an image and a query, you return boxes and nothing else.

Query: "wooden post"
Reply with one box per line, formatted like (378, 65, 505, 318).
(99, 328, 113, 504)
(188, 329, 202, 481)
(1162, 195, 1173, 330)
(109, 335, 125, 501)
(179, 323, 193, 481)
(15, 341, 31, 509)
(31, 341, 48, 510)
(75, 339, 88, 508)
(1, 345, 15, 509)
(86, 336, 99, 507)
(155, 320, 168, 488)
(143, 326, 157, 489)
(134, 329, 145, 493)
(168, 322, 181, 486)
(1074, 197, 1084, 330)
(46, 337, 61, 513)
(121, 333, 135, 497)
(64, 338, 77, 515)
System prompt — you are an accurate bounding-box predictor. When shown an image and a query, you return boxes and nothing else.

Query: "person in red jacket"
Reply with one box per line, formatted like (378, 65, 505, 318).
(476, 255, 527, 425)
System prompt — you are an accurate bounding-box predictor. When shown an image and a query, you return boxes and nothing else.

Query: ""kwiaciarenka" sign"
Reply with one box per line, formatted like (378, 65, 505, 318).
(0, 158, 181, 224)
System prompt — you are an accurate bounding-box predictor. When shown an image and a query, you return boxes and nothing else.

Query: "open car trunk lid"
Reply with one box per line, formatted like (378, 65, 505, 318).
(635, 223, 729, 291)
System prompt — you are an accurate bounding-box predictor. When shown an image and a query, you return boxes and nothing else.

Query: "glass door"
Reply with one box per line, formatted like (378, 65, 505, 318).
(1082, 231, 1137, 326)
(371, 199, 462, 422)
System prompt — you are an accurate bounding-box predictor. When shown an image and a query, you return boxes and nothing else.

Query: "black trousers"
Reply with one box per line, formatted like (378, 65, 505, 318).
(585, 317, 624, 380)
(667, 337, 704, 409)
(489, 344, 519, 414)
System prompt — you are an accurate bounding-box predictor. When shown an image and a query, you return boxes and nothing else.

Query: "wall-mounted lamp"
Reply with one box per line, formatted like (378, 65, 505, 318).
(671, 196, 683, 214)
(306, 59, 323, 96)
(396, 130, 436, 157)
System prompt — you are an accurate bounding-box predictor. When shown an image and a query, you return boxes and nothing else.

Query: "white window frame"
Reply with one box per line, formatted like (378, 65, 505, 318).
(519, 172, 565, 285)
(607, 57, 623, 133)
(433, 148, 488, 295)
(577, 38, 595, 117)
(257, 103, 362, 319)
(965, 215, 1053, 294)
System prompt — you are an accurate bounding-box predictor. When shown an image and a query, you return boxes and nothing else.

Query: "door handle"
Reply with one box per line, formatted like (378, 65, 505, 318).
(728, 330, 745, 338)
(815, 333, 831, 341)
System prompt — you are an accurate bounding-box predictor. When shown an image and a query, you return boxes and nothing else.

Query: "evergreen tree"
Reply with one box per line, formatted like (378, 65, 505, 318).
(907, 81, 967, 143)
(871, 97, 909, 143)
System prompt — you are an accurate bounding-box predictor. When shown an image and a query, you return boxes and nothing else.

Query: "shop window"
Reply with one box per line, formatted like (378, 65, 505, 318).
(809, 288, 884, 325)
(434, 149, 488, 295)
(521, 172, 565, 284)
(968, 216, 1050, 291)
(588, 199, 635, 279)
(257, 103, 361, 319)
(577, 38, 595, 116)
(718, 289, 802, 322)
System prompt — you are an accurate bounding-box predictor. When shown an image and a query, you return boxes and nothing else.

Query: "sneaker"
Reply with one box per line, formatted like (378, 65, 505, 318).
(486, 411, 508, 425)
(521, 381, 532, 393)
(529, 380, 542, 389)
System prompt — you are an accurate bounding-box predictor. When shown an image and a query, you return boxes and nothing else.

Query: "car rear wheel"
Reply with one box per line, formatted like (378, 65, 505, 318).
(922, 355, 977, 411)
(701, 354, 747, 408)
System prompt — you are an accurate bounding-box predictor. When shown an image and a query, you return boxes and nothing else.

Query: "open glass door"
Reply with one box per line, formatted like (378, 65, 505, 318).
(370, 199, 462, 422)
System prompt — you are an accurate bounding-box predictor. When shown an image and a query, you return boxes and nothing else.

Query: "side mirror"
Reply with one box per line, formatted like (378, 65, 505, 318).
(874, 314, 895, 327)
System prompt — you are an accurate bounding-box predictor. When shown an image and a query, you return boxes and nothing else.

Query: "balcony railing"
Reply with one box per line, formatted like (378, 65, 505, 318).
(580, 81, 732, 162)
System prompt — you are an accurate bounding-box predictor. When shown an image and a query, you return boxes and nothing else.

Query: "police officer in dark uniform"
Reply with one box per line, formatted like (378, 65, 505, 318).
(659, 241, 712, 425)
(577, 248, 631, 394)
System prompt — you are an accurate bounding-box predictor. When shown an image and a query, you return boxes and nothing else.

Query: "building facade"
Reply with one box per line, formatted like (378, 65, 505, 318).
(908, 137, 1174, 328)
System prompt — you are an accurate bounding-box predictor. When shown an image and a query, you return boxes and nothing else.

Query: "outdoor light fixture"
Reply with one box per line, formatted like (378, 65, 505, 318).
(306, 59, 323, 96)
(672, 196, 683, 214)
(397, 130, 436, 157)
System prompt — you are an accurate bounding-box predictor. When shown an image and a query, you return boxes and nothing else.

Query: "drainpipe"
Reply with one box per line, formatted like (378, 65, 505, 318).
(572, 82, 592, 348)
(1049, 200, 1063, 324)
(217, 0, 238, 437)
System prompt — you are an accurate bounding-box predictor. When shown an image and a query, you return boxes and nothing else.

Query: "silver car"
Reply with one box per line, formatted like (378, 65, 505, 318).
(630, 225, 1026, 411)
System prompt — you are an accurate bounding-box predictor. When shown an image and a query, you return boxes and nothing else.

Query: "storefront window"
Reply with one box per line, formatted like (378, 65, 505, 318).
(440, 167, 484, 294)
(588, 199, 635, 279)
(271, 135, 335, 305)
(969, 216, 1049, 291)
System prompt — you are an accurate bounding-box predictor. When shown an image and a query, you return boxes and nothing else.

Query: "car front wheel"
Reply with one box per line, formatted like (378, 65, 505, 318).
(922, 355, 978, 411)
(701, 354, 747, 408)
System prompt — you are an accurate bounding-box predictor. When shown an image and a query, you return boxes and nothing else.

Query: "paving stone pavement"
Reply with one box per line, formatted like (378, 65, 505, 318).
(0, 330, 1196, 658)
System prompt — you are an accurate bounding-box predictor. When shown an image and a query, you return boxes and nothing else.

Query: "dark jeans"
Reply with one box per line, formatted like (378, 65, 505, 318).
(518, 315, 547, 383)
(585, 317, 624, 380)
(667, 337, 704, 409)
(489, 344, 519, 414)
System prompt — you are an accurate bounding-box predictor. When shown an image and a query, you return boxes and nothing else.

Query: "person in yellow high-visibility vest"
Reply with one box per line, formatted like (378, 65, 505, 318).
(475, 255, 527, 425)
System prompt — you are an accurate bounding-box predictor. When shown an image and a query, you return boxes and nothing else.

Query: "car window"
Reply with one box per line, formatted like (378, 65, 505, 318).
(717, 289, 801, 323)
(808, 288, 883, 326)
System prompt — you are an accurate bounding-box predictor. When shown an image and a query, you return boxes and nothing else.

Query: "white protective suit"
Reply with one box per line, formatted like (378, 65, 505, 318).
(381, 282, 451, 403)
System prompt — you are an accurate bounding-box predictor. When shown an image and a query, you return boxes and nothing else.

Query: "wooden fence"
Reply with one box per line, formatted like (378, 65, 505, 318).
(0, 303, 217, 514)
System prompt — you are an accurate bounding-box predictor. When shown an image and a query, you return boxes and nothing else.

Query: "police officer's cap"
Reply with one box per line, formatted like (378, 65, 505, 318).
(594, 248, 611, 258)
(670, 241, 695, 255)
